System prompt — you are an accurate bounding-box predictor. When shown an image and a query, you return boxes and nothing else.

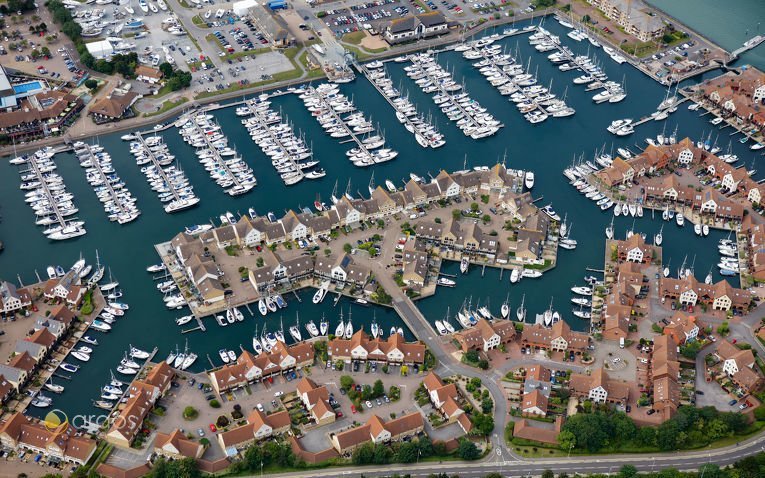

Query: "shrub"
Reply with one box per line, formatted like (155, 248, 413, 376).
(209, 399, 221, 408)
(183, 406, 198, 420)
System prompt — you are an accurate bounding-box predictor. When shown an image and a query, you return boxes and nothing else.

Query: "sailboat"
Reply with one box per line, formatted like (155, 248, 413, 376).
(705, 268, 713, 285)
(344, 309, 354, 339)
(655, 225, 663, 246)
(166, 345, 178, 365)
(543, 298, 555, 327)
(275, 317, 286, 343)
(252, 325, 263, 354)
(99, 268, 119, 292)
(371, 314, 379, 338)
(605, 216, 614, 239)
(335, 310, 345, 337)
(289, 313, 302, 342)
(320, 314, 328, 336)
(500, 292, 510, 319)
(516, 294, 526, 321)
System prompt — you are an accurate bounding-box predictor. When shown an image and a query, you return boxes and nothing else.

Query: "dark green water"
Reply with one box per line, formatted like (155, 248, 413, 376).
(0, 18, 756, 420)
(647, 0, 765, 71)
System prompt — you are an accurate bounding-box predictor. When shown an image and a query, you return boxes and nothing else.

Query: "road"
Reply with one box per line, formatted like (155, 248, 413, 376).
(254, 427, 765, 477)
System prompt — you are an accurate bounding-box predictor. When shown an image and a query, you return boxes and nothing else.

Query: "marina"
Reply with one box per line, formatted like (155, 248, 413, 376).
(0, 15, 762, 425)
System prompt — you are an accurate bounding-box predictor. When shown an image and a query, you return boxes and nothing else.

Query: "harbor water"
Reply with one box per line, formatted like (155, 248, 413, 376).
(0, 18, 758, 420)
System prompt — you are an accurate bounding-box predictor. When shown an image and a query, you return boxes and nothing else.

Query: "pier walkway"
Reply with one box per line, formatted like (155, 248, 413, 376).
(134, 133, 183, 207)
(75, 143, 138, 223)
(353, 61, 443, 149)
(240, 99, 310, 185)
(179, 118, 253, 196)
(729, 35, 765, 61)
(306, 85, 374, 161)
(26, 158, 65, 229)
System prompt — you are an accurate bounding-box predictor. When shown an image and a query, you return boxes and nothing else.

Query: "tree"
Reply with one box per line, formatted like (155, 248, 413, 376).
(541, 470, 554, 478)
(464, 350, 479, 363)
(182, 406, 198, 420)
(373, 379, 385, 398)
(352, 442, 375, 465)
(452, 209, 462, 220)
(481, 214, 491, 224)
(470, 202, 479, 212)
(244, 445, 263, 471)
(477, 359, 489, 370)
(481, 396, 493, 413)
(340, 375, 354, 391)
(343, 243, 352, 253)
(84, 79, 98, 90)
(159, 61, 174, 78)
(717, 321, 730, 336)
(396, 441, 418, 463)
(471, 413, 494, 436)
(456, 438, 480, 460)
(619, 465, 638, 478)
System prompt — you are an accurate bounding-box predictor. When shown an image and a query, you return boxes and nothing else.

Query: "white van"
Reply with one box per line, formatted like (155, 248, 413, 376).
(619, 337, 625, 349)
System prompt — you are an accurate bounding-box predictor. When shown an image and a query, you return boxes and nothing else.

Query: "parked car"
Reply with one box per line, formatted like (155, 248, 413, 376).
(365, 400, 373, 408)
(209, 424, 217, 432)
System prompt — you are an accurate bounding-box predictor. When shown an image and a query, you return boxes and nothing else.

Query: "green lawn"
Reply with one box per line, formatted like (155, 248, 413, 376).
(343, 30, 366, 45)
(191, 15, 209, 28)
(145, 97, 189, 117)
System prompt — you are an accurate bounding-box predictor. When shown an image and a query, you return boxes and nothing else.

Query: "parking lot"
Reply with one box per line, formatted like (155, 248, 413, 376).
(318, 0, 408, 37)
(150, 359, 427, 457)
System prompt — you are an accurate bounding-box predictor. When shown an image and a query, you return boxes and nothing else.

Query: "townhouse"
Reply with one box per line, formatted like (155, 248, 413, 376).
(330, 412, 424, 455)
(313, 253, 371, 287)
(154, 429, 205, 460)
(327, 330, 426, 365)
(715, 339, 764, 394)
(521, 364, 553, 417)
(453, 318, 516, 352)
(615, 234, 657, 264)
(422, 372, 472, 434)
(0, 351, 37, 392)
(0, 412, 97, 465)
(662, 312, 700, 345)
(209, 341, 315, 394)
(105, 362, 174, 448)
(217, 409, 291, 453)
(741, 217, 765, 281)
(42, 269, 85, 306)
(569, 368, 629, 404)
(414, 218, 499, 256)
(520, 320, 590, 354)
(701, 69, 765, 133)
(651, 335, 680, 421)
(296, 377, 336, 426)
(659, 275, 751, 312)
(248, 254, 315, 292)
(0, 280, 32, 315)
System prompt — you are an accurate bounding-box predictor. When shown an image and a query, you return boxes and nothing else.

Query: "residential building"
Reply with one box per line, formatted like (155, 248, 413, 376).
(0, 412, 97, 465)
(328, 330, 426, 364)
(520, 321, 590, 354)
(716, 339, 764, 393)
(662, 312, 700, 345)
(217, 409, 291, 453)
(453, 318, 516, 352)
(569, 368, 630, 404)
(0, 281, 32, 314)
(587, 0, 665, 41)
(154, 429, 204, 460)
(296, 377, 336, 426)
(659, 276, 751, 311)
(422, 372, 472, 434)
(330, 412, 424, 454)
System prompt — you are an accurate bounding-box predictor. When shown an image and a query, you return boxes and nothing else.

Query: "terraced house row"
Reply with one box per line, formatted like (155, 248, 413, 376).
(700, 68, 765, 134)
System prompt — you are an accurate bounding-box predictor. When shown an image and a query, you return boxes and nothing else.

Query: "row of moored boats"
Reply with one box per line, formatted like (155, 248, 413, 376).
(73, 141, 140, 224)
(126, 134, 200, 213)
(179, 113, 256, 196)
(11, 147, 87, 240)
